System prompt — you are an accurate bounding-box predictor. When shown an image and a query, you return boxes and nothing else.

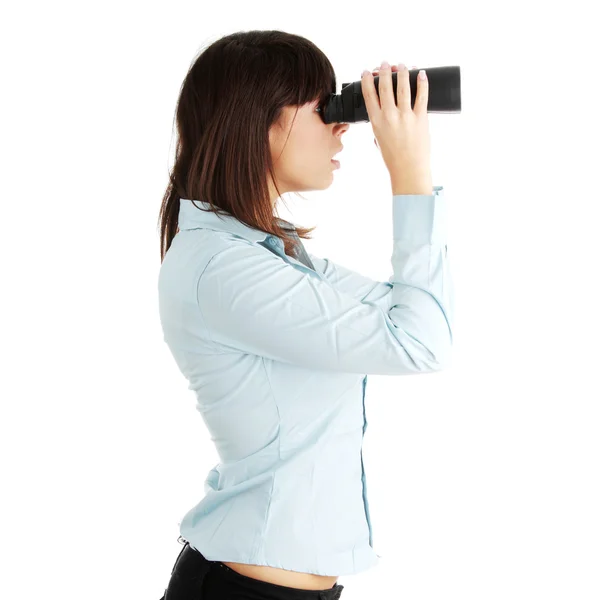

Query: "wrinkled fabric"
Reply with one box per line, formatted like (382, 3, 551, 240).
(157, 187, 454, 576)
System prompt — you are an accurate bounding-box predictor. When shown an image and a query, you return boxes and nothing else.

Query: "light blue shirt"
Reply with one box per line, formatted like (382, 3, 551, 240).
(157, 186, 454, 576)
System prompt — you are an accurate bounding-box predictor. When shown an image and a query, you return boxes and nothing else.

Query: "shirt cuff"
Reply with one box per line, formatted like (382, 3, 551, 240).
(392, 185, 446, 245)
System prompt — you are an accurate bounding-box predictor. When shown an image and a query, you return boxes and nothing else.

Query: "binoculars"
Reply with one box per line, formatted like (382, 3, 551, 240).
(317, 65, 461, 124)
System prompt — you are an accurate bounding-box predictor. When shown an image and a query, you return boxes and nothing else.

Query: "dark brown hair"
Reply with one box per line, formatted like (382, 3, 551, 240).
(157, 29, 337, 263)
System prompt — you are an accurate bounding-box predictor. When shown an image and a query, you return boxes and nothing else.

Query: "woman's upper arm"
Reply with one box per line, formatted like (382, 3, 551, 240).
(196, 242, 448, 375)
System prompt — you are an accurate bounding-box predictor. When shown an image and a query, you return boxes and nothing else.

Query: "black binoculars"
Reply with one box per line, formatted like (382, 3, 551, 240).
(317, 65, 461, 124)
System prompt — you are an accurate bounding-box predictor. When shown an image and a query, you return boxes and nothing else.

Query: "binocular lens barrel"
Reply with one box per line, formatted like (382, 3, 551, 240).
(320, 65, 461, 124)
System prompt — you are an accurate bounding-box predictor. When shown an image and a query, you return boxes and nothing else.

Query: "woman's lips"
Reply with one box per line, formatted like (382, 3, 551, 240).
(331, 159, 340, 169)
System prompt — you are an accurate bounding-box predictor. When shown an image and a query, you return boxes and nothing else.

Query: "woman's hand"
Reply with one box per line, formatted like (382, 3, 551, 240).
(362, 61, 432, 195)
(371, 64, 417, 149)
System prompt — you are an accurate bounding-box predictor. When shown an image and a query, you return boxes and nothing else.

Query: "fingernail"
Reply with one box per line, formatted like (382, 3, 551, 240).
(381, 60, 390, 69)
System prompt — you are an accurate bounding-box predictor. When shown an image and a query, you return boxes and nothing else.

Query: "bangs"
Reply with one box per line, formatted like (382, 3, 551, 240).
(279, 42, 337, 108)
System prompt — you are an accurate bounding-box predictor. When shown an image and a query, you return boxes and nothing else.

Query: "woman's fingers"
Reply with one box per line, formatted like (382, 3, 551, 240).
(370, 64, 420, 113)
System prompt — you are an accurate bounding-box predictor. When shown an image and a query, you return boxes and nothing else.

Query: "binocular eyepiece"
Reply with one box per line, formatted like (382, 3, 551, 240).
(317, 65, 461, 124)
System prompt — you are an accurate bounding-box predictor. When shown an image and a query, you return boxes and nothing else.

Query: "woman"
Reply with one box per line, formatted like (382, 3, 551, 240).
(157, 29, 453, 600)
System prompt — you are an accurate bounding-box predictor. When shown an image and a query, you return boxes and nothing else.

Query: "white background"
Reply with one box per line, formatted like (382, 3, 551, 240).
(2, 1, 599, 599)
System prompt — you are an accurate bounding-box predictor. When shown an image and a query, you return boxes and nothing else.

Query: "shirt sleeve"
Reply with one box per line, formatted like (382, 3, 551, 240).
(196, 186, 453, 375)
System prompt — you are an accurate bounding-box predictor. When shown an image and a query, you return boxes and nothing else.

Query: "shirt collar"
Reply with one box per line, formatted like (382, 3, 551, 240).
(178, 199, 296, 243)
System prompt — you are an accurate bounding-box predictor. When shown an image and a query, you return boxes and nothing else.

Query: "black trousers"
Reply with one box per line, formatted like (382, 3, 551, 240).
(160, 538, 345, 600)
